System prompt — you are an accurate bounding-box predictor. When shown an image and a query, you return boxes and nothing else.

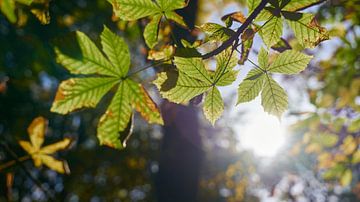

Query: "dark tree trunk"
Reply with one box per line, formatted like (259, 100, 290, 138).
(155, 1, 203, 202)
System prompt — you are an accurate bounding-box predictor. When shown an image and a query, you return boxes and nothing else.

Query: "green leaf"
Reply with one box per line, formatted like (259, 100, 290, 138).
(127, 80, 164, 125)
(108, 0, 160, 20)
(164, 11, 187, 28)
(97, 79, 163, 149)
(282, 0, 322, 12)
(258, 47, 269, 69)
(76, 31, 119, 76)
(97, 81, 133, 149)
(216, 70, 239, 86)
(153, 71, 211, 104)
(156, 51, 238, 124)
(259, 16, 283, 48)
(16, 0, 34, 6)
(237, 68, 265, 104)
(155, 0, 187, 11)
(268, 50, 313, 74)
(100, 26, 131, 77)
(261, 76, 288, 118)
(173, 57, 213, 84)
(198, 23, 235, 42)
(214, 48, 238, 82)
(143, 14, 162, 48)
(0, 0, 16, 23)
(247, 0, 261, 13)
(286, 13, 329, 48)
(109, 0, 187, 48)
(51, 77, 118, 114)
(53, 27, 163, 149)
(203, 87, 224, 125)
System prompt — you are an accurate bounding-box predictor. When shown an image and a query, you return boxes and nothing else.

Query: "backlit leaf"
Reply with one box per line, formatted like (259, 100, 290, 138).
(198, 23, 235, 42)
(268, 50, 313, 74)
(259, 16, 283, 48)
(100, 26, 131, 76)
(27, 116, 47, 150)
(247, 0, 261, 13)
(18, 117, 72, 174)
(53, 27, 163, 149)
(153, 71, 211, 104)
(155, 0, 187, 11)
(109, 0, 187, 48)
(143, 14, 162, 48)
(261, 76, 288, 118)
(237, 68, 265, 104)
(282, 0, 323, 12)
(174, 56, 212, 84)
(51, 77, 118, 114)
(286, 13, 329, 48)
(109, 0, 160, 20)
(203, 87, 224, 125)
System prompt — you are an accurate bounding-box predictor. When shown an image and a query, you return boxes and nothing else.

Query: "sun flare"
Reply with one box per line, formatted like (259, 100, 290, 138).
(238, 113, 287, 157)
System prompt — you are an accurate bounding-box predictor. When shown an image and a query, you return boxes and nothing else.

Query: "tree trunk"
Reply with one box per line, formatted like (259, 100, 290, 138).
(156, 1, 203, 202)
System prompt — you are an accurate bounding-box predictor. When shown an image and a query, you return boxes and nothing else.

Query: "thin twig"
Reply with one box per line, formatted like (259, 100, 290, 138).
(201, 0, 269, 59)
(0, 155, 30, 171)
(126, 59, 170, 78)
(0, 141, 56, 201)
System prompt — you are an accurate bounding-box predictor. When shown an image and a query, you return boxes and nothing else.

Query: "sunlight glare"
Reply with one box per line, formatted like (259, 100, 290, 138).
(238, 113, 287, 157)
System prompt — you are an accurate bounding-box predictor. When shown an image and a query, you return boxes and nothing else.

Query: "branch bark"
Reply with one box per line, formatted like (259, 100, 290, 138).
(201, 0, 269, 59)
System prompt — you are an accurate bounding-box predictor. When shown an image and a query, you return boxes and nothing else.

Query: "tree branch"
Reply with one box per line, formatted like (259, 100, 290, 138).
(201, 0, 269, 59)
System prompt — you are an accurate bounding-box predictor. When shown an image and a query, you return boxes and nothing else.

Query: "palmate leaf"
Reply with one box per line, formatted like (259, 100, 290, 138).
(237, 47, 312, 118)
(254, 0, 328, 49)
(154, 50, 238, 125)
(52, 26, 163, 149)
(109, 0, 187, 48)
(18, 117, 71, 174)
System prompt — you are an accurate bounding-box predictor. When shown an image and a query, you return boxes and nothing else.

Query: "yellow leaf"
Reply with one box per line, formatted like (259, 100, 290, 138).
(40, 138, 72, 154)
(27, 116, 47, 150)
(18, 140, 36, 154)
(18, 116, 72, 174)
(40, 155, 70, 174)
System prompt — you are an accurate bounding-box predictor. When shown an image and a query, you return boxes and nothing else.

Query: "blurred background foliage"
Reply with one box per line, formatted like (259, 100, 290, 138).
(0, 0, 359, 201)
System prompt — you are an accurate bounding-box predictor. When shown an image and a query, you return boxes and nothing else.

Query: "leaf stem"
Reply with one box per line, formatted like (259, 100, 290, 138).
(126, 59, 170, 78)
